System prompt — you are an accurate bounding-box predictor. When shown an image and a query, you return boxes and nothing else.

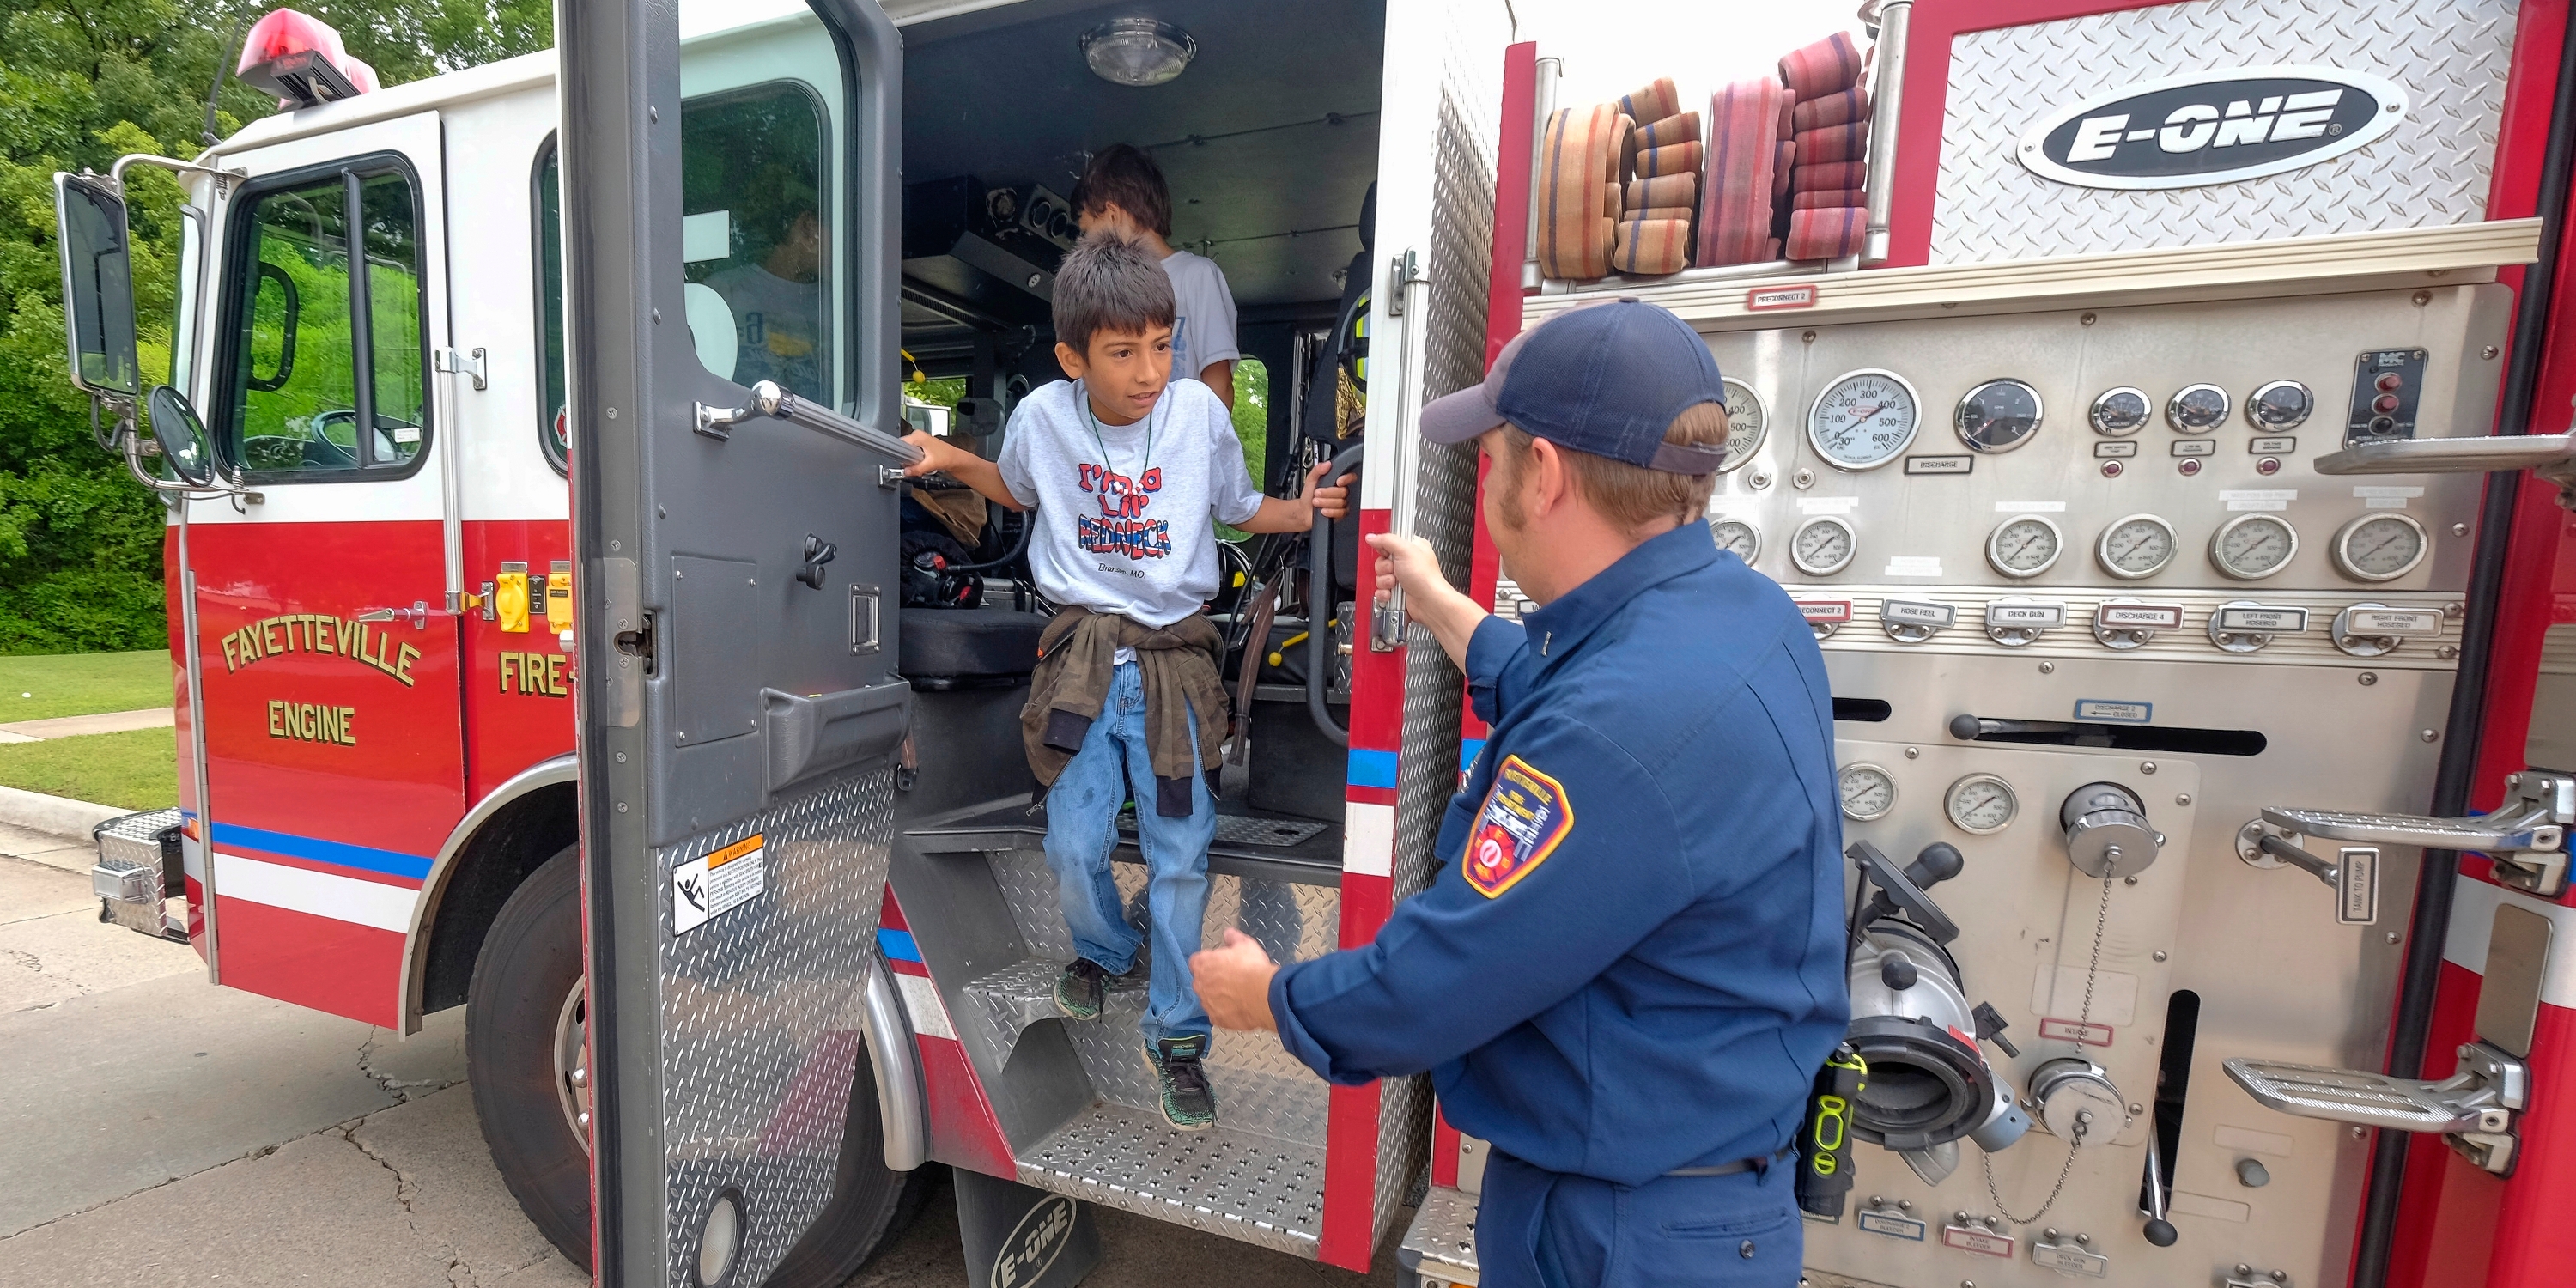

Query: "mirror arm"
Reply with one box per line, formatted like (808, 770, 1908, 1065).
(109, 154, 237, 191)
(110, 407, 256, 503)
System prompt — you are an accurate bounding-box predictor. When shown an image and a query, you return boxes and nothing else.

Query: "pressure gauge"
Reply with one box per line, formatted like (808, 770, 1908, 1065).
(2331, 513, 2430, 582)
(1838, 763, 1898, 822)
(1791, 515, 1857, 576)
(2166, 383, 2230, 434)
(1717, 377, 1768, 473)
(2210, 513, 2299, 580)
(2089, 387, 2150, 436)
(1710, 517, 1761, 563)
(1955, 379, 2044, 453)
(2097, 513, 2178, 580)
(1808, 369, 1922, 471)
(2247, 380, 2314, 431)
(1944, 773, 2019, 835)
(1986, 515, 2063, 578)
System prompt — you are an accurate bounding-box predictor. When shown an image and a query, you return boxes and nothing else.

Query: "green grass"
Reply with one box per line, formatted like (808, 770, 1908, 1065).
(0, 728, 177, 810)
(0, 651, 172, 721)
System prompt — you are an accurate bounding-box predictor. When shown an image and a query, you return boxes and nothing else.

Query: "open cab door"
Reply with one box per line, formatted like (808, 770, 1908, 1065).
(560, 0, 918, 1282)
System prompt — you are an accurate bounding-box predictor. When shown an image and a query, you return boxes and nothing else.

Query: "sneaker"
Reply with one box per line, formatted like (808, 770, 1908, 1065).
(1054, 959, 1112, 1021)
(1145, 1036, 1217, 1132)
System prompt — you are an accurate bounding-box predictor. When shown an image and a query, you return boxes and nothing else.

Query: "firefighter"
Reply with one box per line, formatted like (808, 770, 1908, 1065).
(1191, 300, 1850, 1287)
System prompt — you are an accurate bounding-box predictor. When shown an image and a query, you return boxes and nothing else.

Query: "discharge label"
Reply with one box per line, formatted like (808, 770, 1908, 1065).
(1986, 602, 2065, 627)
(2218, 606, 2309, 633)
(2095, 604, 2184, 629)
(2347, 609, 2441, 635)
(673, 833, 767, 935)
(1942, 1226, 2014, 1258)
(1857, 1211, 1925, 1241)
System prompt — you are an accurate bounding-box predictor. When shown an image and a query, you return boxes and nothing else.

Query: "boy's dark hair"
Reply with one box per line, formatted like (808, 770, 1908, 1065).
(1054, 230, 1177, 356)
(1071, 143, 1174, 237)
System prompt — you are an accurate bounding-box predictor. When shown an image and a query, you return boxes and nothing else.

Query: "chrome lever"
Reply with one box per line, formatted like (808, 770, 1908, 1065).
(2235, 822, 2379, 923)
(2313, 433, 2576, 509)
(355, 600, 433, 629)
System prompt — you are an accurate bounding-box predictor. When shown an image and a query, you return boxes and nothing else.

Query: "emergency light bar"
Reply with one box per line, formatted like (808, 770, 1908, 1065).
(237, 9, 379, 109)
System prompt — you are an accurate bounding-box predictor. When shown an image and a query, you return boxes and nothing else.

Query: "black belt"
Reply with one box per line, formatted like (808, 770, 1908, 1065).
(1666, 1145, 1796, 1178)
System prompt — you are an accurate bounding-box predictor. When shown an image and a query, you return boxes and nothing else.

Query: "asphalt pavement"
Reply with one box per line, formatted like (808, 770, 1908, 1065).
(0, 823, 1399, 1288)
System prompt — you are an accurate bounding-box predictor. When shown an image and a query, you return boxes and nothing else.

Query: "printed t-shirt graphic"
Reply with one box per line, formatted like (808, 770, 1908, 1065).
(1075, 462, 1170, 562)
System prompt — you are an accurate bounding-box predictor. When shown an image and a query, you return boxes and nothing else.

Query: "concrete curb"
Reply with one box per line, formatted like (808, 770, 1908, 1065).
(0, 784, 129, 841)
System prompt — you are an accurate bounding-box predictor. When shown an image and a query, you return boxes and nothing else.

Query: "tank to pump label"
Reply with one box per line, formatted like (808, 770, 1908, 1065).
(673, 832, 767, 935)
(1857, 1211, 1925, 1241)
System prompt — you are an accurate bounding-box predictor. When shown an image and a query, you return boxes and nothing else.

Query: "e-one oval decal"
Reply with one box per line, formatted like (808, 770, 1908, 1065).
(2015, 65, 2407, 191)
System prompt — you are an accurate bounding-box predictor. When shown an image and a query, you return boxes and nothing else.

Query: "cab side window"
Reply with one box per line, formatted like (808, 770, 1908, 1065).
(681, 84, 832, 405)
(536, 143, 569, 473)
(222, 160, 428, 478)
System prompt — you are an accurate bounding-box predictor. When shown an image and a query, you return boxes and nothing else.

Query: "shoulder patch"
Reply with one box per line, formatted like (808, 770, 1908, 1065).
(1462, 755, 1575, 898)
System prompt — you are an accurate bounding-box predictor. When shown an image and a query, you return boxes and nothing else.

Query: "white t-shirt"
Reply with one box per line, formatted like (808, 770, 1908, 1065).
(996, 378, 1265, 628)
(1160, 250, 1240, 383)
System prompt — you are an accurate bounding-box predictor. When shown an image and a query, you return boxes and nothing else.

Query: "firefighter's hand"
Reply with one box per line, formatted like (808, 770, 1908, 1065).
(1191, 927, 1280, 1032)
(1365, 532, 1485, 669)
(1308, 463, 1358, 523)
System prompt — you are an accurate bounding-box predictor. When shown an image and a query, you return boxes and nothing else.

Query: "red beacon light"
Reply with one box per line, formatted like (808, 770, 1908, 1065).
(237, 9, 380, 109)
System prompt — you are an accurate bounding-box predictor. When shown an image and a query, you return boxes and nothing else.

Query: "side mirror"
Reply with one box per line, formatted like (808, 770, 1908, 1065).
(53, 173, 139, 399)
(145, 386, 216, 487)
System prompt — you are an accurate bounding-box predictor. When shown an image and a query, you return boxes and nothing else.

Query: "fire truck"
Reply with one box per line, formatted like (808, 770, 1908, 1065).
(45, 0, 2576, 1284)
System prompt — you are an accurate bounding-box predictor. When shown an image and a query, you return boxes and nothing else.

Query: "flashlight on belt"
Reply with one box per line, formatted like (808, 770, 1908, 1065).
(1797, 1043, 1867, 1219)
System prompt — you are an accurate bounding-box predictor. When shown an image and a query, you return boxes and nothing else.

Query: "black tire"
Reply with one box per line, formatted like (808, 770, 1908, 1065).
(467, 845, 592, 1268)
(468, 846, 934, 1280)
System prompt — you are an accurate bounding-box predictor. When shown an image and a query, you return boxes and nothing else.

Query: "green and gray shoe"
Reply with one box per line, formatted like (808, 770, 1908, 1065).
(1145, 1036, 1217, 1132)
(1054, 959, 1112, 1021)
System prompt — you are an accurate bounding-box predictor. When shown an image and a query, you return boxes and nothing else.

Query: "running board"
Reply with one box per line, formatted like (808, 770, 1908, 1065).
(2222, 1041, 2527, 1175)
(1015, 1103, 1324, 1258)
(1398, 1183, 1480, 1286)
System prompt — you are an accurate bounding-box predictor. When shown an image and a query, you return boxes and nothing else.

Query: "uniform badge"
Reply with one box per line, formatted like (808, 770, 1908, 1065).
(1462, 756, 1574, 898)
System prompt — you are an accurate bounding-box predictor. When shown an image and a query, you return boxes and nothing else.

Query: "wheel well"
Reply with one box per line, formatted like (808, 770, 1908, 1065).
(420, 783, 579, 1016)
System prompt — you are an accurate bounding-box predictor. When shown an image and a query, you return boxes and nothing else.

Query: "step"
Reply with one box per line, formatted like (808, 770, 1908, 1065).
(958, 958, 1146, 1055)
(1398, 1183, 1480, 1286)
(1016, 1102, 1324, 1258)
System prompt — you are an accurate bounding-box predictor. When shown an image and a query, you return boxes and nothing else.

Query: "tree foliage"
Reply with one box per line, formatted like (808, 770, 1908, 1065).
(0, 0, 547, 653)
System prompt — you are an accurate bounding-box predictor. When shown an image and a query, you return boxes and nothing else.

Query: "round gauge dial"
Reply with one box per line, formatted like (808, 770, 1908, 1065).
(1838, 763, 1897, 822)
(2210, 513, 2299, 580)
(2332, 513, 2430, 582)
(1807, 369, 1922, 471)
(2097, 513, 2178, 580)
(1956, 379, 2044, 453)
(2247, 380, 2314, 431)
(1710, 517, 1760, 563)
(1717, 377, 1767, 473)
(1945, 773, 2019, 835)
(1987, 515, 2063, 578)
(2090, 387, 2151, 436)
(2166, 383, 2231, 434)
(1791, 515, 1857, 576)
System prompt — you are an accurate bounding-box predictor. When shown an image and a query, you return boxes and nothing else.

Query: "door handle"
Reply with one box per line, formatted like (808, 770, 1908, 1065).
(355, 600, 434, 629)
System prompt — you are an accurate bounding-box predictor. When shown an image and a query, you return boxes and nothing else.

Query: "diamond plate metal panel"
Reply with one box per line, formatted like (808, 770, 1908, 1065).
(984, 848, 1340, 1147)
(654, 768, 896, 1288)
(1018, 1103, 1326, 1257)
(1931, 0, 2516, 264)
(1397, 1184, 1481, 1282)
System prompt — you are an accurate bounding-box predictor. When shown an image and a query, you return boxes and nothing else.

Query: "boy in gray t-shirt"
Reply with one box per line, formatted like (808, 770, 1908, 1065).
(904, 232, 1346, 1130)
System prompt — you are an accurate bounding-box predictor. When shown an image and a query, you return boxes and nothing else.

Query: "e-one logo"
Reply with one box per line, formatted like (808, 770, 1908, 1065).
(2016, 66, 2407, 190)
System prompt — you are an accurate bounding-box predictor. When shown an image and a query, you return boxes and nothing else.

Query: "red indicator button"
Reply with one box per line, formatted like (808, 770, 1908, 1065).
(2372, 394, 2401, 414)
(2375, 373, 2403, 392)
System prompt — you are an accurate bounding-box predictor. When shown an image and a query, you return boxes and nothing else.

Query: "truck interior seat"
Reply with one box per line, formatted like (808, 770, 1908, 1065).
(900, 603, 1047, 681)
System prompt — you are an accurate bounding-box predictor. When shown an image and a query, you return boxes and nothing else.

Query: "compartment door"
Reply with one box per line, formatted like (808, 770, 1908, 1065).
(561, 2, 909, 1284)
(187, 112, 463, 1024)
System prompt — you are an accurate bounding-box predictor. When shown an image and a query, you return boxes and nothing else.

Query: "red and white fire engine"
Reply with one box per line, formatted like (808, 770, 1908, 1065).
(47, 0, 2576, 1285)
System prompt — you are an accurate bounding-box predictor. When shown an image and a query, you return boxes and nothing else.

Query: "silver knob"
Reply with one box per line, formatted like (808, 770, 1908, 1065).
(2062, 782, 2162, 878)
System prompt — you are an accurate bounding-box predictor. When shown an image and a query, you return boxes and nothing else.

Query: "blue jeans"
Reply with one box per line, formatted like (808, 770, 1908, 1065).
(1042, 661, 1214, 1045)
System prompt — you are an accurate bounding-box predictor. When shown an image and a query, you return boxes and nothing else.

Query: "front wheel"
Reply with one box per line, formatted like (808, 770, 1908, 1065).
(466, 845, 931, 1279)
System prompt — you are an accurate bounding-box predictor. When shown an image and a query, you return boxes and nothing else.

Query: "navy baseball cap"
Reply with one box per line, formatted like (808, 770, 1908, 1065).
(1419, 298, 1728, 474)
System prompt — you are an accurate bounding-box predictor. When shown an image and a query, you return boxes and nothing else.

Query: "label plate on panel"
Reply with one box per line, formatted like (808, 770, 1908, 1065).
(2093, 441, 2138, 458)
(1942, 1225, 2015, 1258)
(1796, 600, 1854, 624)
(2172, 439, 2216, 457)
(2095, 604, 2184, 629)
(1986, 602, 2066, 627)
(2347, 608, 2442, 635)
(1905, 454, 1973, 475)
(1858, 1211, 1926, 1241)
(2217, 606, 2310, 633)
(2074, 699, 2152, 723)
(2251, 436, 2297, 454)
(1883, 600, 1957, 627)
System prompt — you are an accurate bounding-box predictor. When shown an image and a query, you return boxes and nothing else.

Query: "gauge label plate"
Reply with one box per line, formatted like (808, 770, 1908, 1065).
(1883, 599, 1957, 626)
(1941, 1227, 2015, 1258)
(2218, 606, 2310, 633)
(2074, 698, 2153, 723)
(2347, 608, 2442, 635)
(2038, 1018, 2116, 1046)
(1988, 602, 2066, 627)
(2093, 441, 2137, 458)
(1905, 454, 1973, 475)
(2252, 436, 2298, 454)
(2095, 605, 2184, 629)
(1795, 599, 1854, 623)
(2171, 439, 2216, 457)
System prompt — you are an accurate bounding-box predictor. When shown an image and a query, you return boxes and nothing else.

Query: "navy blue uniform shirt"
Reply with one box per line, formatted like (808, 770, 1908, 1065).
(1269, 521, 1850, 1185)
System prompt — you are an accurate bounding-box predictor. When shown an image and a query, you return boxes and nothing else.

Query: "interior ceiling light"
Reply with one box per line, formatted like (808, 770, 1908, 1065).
(1080, 18, 1197, 88)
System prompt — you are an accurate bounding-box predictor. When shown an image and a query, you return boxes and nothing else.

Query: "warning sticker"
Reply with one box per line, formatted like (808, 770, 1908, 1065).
(1463, 756, 1573, 898)
(673, 833, 767, 935)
